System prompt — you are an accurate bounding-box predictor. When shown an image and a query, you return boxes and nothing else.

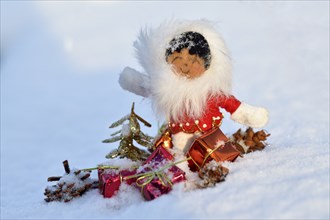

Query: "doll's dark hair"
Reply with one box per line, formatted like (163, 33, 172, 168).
(165, 31, 211, 69)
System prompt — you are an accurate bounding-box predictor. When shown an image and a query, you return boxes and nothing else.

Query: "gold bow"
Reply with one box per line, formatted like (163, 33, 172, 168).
(124, 158, 191, 187)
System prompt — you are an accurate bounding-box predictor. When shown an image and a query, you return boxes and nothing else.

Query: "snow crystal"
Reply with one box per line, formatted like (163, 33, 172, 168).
(215, 140, 225, 148)
(121, 123, 131, 137)
(166, 33, 197, 53)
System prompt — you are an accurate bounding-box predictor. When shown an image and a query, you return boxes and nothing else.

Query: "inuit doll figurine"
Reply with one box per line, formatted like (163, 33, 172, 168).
(119, 20, 269, 153)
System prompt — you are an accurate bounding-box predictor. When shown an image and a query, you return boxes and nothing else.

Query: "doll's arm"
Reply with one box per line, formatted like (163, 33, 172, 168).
(230, 103, 269, 128)
(218, 95, 268, 128)
(118, 67, 150, 98)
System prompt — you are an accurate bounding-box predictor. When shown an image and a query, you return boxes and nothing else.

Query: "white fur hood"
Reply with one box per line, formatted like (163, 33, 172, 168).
(120, 19, 234, 120)
(134, 19, 233, 95)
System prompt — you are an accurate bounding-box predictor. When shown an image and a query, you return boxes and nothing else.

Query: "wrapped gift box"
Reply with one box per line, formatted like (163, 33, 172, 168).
(144, 145, 174, 164)
(98, 168, 136, 198)
(136, 164, 186, 201)
(187, 128, 241, 172)
(98, 146, 186, 200)
(135, 145, 186, 201)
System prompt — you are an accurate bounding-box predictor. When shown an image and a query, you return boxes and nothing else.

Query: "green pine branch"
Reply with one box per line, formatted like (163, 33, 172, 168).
(109, 114, 130, 128)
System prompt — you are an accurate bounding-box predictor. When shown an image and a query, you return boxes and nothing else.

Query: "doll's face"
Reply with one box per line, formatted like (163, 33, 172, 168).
(167, 48, 206, 79)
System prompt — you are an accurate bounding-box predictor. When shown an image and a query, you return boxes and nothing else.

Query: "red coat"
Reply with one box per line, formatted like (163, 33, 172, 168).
(169, 95, 241, 134)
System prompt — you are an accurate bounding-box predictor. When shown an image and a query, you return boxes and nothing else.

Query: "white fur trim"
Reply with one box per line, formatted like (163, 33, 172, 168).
(172, 132, 201, 154)
(230, 103, 269, 128)
(133, 19, 232, 121)
(118, 67, 150, 97)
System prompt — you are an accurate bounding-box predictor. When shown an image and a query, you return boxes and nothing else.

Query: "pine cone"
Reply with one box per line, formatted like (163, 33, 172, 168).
(232, 128, 243, 141)
(244, 140, 256, 147)
(245, 127, 254, 140)
(197, 161, 229, 188)
(255, 130, 270, 141)
(230, 127, 270, 154)
(44, 160, 98, 202)
(233, 142, 245, 154)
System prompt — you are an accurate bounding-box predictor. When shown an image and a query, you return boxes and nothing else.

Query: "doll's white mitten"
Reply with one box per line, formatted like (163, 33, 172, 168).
(230, 103, 269, 128)
(118, 67, 150, 97)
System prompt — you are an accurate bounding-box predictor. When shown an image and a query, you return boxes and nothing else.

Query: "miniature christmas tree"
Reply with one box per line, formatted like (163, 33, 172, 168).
(103, 103, 154, 161)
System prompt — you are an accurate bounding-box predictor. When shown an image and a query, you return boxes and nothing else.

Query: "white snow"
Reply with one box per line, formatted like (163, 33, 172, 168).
(121, 123, 131, 137)
(1, 1, 329, 219)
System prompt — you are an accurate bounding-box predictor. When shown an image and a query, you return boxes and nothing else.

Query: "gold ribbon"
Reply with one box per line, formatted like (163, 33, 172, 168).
(81, 165, 120, 172)
(188, 141, 228, 170)
(123, 158, 191, 187)
(202, 144, 224, 167)
(135, 171, 173, 187)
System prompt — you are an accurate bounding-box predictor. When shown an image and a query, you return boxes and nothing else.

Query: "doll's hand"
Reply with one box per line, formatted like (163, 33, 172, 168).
(118, 67, 150, 97)
(230, 103, 269, 128)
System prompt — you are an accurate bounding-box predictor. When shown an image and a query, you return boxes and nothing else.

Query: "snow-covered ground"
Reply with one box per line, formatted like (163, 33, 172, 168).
(1, 1, 329, 219)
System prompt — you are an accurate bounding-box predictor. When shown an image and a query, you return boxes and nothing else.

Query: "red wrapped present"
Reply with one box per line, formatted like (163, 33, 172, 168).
(144, 145, 174, 164)
(97, 146, 186, 200)
(98, 168, 136, 198)
(137, 165, 186, 201)
(187, 128, 241, 172)
(133, 154, 186, 201)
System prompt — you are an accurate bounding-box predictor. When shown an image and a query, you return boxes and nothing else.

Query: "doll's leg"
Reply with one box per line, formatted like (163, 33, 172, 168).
(172, 132, 201, 154)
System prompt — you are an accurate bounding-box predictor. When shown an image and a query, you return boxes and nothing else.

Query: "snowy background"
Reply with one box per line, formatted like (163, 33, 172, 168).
(1, 1, 329, 219)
